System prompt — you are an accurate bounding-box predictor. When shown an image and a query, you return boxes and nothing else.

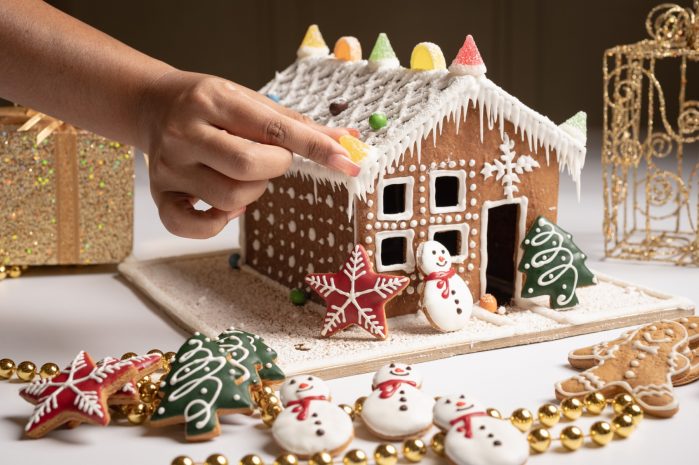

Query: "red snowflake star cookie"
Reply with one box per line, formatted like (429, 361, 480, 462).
(19, 351, 137, 438)
(102, 354, 163, 405)
(306, 244, 409, 340)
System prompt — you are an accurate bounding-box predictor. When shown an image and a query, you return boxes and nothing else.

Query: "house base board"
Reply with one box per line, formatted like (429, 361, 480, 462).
(118, 249, 695, 380)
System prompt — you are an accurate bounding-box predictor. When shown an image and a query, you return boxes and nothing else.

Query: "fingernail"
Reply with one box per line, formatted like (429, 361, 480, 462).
(328, 153, 361, 177)
(348, 128, 361, 138)
(227, 207, 246, 221)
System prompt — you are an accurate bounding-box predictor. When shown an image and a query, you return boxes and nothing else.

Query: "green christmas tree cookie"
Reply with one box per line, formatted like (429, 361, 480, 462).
(215, 328, 285, 391)
(518, 216, 597, 309)
(149, 333, 253, 441)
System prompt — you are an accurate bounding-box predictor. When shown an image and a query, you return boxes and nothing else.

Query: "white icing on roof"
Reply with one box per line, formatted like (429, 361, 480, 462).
(261, 57, 586, 213)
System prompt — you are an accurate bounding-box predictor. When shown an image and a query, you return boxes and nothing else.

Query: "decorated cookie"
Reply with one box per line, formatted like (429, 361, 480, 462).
(361, 362, 434, 440)
(555, 320, 691, 417)
(434, 394, 529, 465)
(102, 354, 163, 405)
(19, 351, 137, 438)
(149, 333, 253, 441)
(273, 375, 354, 458)
(216, 327, 285, 393)
(518, 216, 597, 309)
(306, 245, 409, 340)
(416, 241, 473, 332)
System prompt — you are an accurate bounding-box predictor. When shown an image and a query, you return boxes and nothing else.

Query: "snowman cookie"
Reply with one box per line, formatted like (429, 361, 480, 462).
(361, 362, 434, 440)
(272, 375, 353, 458)
(417, 241, 473, 332)
(434, 394, 529, 465)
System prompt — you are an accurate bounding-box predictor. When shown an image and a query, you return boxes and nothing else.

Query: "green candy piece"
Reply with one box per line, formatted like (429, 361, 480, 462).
(369, 112, 388, 130)
(150, 333, 253, 440)
(369, 33, 397, 62)
(290, 288, 307, 306)
(562, 111, 587, 135)
(518, 216, 597, 310)
(215, 328, 285, 390)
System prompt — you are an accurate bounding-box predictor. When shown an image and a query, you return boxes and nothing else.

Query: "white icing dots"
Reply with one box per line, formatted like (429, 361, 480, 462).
(624, 370, 636, 379)
(252, 239, 260, 251)
(288, 221, 297, 233)
(468, 159, 476, 167)
(367, 212, 374, 220)
(252, 209, 261, 221)
(308, 228, 316, 241)
(409, 165, 417, 172)
(365, 236, 373, 244)
(470, 198, 477, 206)
(327, 232, 335, 247)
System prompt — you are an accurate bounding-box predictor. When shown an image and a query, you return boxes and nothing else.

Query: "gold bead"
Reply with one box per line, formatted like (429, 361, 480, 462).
(527, 427, 552, 453)
(430, 432, 446, 457)
(560, 398, 584, 420)
(589, 421, 613, 446)
(171, 456, 195, 465)
(147, 349, 164, 357)
(339, 403, 355, 420)
(274, 453, 299, 465)
(261, 404, 283, 426)
(374, 444, 398, 465)
(354, 396, 366, 416)
(537, 403, 560, 427)
(402, 438, 427, 463)
(164, 351, 177, 361)
(622, 403, 644, 425)
(559, 425, 584, 451)
(584, 392, 606, 415)
(611, 414, 635, 438)
(0, 358, 16, 379)
(343, 449, 368, 465)
(127, 403, 149, 425)
(121, 352, 137, 360)
(39, 362, 60, 379)
(308, 452, 332, 465)
(16, 361, 36, 382)
(486, 407, 502, 419)
(509, 408, 533, 432)
(612, 393, 635, 414)
(0, 268, 6, 280)
(206, 454, 229, 465)
(139, 382, 159, 404)
(240, 455, 264, 465)
(8, 265, 21, 278)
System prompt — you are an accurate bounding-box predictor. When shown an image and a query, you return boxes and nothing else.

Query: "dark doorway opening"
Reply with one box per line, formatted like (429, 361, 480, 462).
(485, 203, 519, 305)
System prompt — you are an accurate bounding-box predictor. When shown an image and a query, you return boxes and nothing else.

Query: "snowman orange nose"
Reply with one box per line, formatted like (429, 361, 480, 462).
(438, 256, 445, 262)
(394, 368, 405, 373)
(299, 383, 309, 389)
(456, 401, 466, 407)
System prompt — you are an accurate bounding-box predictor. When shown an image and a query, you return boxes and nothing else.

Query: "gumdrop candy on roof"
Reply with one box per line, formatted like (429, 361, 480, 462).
(368, 33, 400, 69)
(559, 111, 587, 146)
(410, 42, 446, 71)
(297, 24, 329, 59)
(449, 35, 487, 76)
(339, 135, 370, 163)
(334, 36, 362, 62)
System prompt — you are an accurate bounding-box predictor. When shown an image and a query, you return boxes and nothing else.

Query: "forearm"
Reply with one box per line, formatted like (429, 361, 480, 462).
(0, 0, 173, 150)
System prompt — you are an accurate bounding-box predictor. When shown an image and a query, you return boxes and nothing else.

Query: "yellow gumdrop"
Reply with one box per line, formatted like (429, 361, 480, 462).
(410, 42, 446, 71)
(334, 36, 362, 62)
(339, 135, 370, 163)
(301, 24, 327, 49)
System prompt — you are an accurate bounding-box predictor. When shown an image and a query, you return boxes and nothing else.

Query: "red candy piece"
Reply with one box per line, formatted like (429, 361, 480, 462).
(19, 351, 137, 438)
(306, 245, 409, 340)
(450, 35, 487, 76)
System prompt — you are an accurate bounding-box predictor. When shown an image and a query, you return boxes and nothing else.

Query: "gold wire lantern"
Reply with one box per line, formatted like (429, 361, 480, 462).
(603, 1, 699, 265)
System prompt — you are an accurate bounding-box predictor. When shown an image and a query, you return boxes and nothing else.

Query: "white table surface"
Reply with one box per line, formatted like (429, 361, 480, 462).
(2, 135, 698, 465)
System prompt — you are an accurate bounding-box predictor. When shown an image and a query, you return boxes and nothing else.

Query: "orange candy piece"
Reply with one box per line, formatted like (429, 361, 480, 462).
(479, 294, 498, 313)
(339, 135, 370, 163)
(334, 36, 362, 62)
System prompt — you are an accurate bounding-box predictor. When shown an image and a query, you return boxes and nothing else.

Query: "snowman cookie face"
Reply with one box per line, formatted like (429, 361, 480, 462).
(280, 375, 330, 405)
(417, 241, 452, 275)
(372, 362, 422, 388)
(434, 394, 484, 430)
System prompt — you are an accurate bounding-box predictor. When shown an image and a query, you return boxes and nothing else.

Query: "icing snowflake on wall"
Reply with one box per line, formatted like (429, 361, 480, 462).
(306, 245, 408, 340)
(481, 133, 540, 199)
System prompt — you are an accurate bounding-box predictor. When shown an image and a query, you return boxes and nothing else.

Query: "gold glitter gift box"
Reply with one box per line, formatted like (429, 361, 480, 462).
(0, 106, 133, 266)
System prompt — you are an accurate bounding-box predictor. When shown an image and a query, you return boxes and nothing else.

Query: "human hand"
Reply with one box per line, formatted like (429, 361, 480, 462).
(138, 70, 359, 239)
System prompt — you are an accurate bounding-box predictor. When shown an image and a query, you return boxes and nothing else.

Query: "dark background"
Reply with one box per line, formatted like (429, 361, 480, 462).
(28, 0, 691, 128)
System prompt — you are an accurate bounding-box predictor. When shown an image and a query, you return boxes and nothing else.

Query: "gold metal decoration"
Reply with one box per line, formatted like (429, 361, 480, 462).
(603, 1, 699, 265)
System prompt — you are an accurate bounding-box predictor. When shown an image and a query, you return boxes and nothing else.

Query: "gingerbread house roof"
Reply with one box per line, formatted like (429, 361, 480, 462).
(260, 35, 586, 214)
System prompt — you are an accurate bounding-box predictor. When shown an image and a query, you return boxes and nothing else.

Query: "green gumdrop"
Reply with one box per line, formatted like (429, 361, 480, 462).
(369, 112, 388, 130)
(369, 33, 397, 62)
(562, 111, 586, 135)
(290, 288, 307, 305)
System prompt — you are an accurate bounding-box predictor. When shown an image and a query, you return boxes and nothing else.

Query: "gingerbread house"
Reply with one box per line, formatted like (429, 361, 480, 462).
(240, 27, 587, 317)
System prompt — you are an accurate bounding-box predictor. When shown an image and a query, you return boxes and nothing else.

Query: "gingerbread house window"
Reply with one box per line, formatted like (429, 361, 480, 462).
(378, 177, 414, 221)
(428, 223, 469, 263)
(429, 170, 466, 214)
(375, 230, 416, 273)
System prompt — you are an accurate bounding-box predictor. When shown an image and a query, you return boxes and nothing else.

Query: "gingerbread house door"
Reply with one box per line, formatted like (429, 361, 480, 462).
(480, 198, 528, 304)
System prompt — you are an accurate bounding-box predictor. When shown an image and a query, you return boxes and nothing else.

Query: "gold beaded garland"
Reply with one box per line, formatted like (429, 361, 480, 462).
(343, 449, 368, 465)
(206, 454, 229, 465)
(127, 403, 149, 425)
(139, 382, 159, 403)
(354, 396, 366, 416)
(622, 403, 644, 425)
(589, 421, 614, 446)
(584, 392, 607, 414)
(147, 349, 164, 357)
(121, 352, 137, 360)
(611, 414, 635, 438)
(0, 358, 16, 379)
(509, 408, 534, 432)
(240, 455, 265, 465)
(430, 432, 446, 457)
(560, 398, 584, 420)
(486, 407, 502, 419)
(339, 403, 355, 420)
(402, 438, 427, 463)
(612, 393, 635, 414)
(537, 403, 561, 427)
(560, 425, 584, 451)
(171, 456, 195, 465)
(527, 427, 552, 453)
(8, 265, 22, 278)
(16, 361, 37, 381)
(308, 451, 333, 465)
(374, 443, 398, 465)
(39, 362, 59, 379)
(273, 453, 298, 465)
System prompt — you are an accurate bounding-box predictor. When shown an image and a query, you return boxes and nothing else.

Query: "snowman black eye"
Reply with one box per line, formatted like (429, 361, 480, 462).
(406, 366, 412, 371)
(441, 249, 446, 254)
(307, 376, 313, 381)
(432, 250, 436, 255)
(459, 394, 465, 399)
(445, 399, 451, 404)
(289, 379, 296, 385)
(389, 363, 395, 368)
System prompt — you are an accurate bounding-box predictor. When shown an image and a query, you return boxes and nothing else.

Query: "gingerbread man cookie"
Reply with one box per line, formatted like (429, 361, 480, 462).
(272, 375, 354, 458)
(361, 362, 434, 440)
(433, 394, 529, 465)
(555, 320, 691, 417)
